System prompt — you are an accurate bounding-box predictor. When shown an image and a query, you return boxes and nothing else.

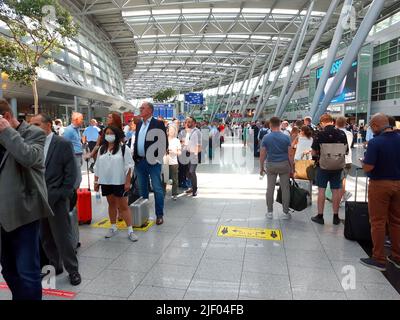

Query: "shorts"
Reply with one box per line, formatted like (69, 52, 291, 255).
(341, 164, 352, 179)
(88, 141, 97, 152)
(316, 168, 342, 189)
(101, 184, 126, 197)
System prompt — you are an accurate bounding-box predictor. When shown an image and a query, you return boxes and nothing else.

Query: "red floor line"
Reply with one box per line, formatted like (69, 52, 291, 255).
(0, 282, 76, 299)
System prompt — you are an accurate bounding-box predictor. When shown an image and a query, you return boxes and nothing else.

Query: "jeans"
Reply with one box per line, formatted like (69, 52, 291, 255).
(136, 160, 164, 217)
(266, 161, 290, 214)
(187, 163, 198, 193)
(169, 164, 179, 196)
(1, 220, 42, 300)
(368, 180, 400, 264)
(74, 154, 83, 189)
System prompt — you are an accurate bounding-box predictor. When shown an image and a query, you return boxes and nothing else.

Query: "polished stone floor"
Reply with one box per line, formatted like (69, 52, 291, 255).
(0, 137, 399, 300)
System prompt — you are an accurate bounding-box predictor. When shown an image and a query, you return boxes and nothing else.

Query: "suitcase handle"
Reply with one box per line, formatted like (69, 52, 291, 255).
(355, 167, 368, 202)
(86, 158, 91, 192)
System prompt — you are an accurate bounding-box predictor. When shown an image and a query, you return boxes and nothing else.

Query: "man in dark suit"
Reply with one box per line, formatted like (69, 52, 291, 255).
(134, 102, 168, 225)
(30, 114, 81, 286)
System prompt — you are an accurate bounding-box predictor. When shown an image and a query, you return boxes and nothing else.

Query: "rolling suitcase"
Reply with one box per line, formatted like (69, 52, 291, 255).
(130, 197, 149, 228)
(77, 160, 92, 225)
(344, 168, 372, 242)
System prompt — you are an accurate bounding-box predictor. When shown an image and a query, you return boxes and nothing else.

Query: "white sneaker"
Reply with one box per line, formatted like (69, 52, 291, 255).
(281, 212, 292, 220)
(105, 228, 118, 238)
(172, 195, 177, 201)
(266, 212, 273, 219)
(128, 232, 138, 242)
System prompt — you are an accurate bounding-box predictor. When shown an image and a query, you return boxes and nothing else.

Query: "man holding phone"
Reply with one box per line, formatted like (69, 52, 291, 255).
(0, 99, 53, 300)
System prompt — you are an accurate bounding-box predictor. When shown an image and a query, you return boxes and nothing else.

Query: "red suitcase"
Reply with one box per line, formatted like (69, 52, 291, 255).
(77, 160, 92, 225)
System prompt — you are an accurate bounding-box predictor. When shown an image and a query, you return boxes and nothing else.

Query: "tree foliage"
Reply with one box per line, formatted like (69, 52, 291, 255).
(0, 0, 79, 113)
(153, 88, 177, 102)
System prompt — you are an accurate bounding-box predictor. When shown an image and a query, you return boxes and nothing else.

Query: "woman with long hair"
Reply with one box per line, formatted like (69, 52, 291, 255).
(93, 126, 137, 241)
(85, 112, 124, 165)
(293, 125, 313, 160)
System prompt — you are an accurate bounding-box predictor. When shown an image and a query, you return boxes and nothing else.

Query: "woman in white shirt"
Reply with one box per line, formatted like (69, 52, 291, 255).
(167, 125, 182, 200)
(94, 126, 137, 242)
(293, 125, 313, 160)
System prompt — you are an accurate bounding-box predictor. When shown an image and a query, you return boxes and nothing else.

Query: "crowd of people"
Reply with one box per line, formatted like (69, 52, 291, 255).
(0, 95, 399, 300)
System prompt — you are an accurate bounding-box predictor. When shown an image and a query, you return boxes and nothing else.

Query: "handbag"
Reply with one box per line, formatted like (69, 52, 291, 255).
(294, 155, 315, 180)
(276, 179, 309, 212)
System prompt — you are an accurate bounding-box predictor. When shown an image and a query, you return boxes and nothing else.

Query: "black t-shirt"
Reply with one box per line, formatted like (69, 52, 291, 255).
(311, 125, 348, 162)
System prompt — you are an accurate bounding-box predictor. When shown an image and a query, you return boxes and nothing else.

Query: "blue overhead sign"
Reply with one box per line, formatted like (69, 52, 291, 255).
(153, 103, 175, 119)
(185, 92, 204, 105)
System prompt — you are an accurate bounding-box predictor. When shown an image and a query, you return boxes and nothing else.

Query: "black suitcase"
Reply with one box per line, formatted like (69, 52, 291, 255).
(344, 168, 372, 242)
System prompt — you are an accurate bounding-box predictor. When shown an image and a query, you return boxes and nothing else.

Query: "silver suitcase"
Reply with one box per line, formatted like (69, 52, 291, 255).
(130, 197, 149, 228)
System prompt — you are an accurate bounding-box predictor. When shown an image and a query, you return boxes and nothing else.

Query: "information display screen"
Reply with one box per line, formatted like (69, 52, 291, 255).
(153, 103, 174, 119)
(316, 58, 357, 104)
(185, 92, 204, 105)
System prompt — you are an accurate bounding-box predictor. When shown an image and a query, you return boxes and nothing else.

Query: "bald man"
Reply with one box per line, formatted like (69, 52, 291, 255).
(360, 113, 400, 271)
(63, 112, 84, 189)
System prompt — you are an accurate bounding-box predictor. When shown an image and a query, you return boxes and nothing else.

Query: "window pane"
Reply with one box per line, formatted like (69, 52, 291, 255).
(86, 75, 94, 86)
(81, 46, 90, 60)
(68, 52, 81, 68)
(65, 39, 79, 54)
(93, 66, 101, 77)
(52, 62, 69, 76)
(83, 61, 92, 73)
(71, 68, 84, 82)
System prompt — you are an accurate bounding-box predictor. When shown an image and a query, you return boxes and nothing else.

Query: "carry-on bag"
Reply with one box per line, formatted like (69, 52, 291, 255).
(344, 168, 372, 242)
(130, 197, 149, 228)
(294, 155, 315, 180)
(77, 159, 93, 225)
(277, 178, 309, 212)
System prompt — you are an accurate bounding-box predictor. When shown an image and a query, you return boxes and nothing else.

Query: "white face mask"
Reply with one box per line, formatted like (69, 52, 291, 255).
(105, 134, 115, 143)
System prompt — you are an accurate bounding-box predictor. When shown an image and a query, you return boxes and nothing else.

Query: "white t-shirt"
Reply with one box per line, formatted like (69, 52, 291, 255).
(167, 138, 181, 165)
(339, 128, 353, 164)
(94, 145, 134, 185)
(294, 136, 313, 160)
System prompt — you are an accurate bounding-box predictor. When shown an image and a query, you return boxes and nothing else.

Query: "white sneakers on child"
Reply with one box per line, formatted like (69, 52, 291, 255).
(105, 228, 118, 238)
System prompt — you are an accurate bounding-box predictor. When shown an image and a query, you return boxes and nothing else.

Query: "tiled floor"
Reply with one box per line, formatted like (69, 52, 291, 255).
(1, 138, 399, 300)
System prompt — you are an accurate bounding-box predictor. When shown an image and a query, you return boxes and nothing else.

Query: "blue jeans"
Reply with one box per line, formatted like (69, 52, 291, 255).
(1, 220, 42, 300)
(135, 160, 164, 217)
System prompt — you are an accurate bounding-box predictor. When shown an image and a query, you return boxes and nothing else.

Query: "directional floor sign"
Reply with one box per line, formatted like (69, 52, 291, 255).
(217, 226, 282, 241)
(92, 218, 154, 232)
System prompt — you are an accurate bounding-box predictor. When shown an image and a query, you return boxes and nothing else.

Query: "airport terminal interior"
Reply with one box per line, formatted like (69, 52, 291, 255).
(1, 0, 400, 301)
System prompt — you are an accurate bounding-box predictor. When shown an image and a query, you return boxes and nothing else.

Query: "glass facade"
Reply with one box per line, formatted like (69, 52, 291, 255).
(49, 31, 125, 97)
(373, 37, 400, 67)
(371, 76, 400, 101)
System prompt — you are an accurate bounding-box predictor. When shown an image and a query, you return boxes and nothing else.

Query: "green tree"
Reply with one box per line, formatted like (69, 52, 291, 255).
(0, 0, 78, 114)
(153, 88, 177, 103)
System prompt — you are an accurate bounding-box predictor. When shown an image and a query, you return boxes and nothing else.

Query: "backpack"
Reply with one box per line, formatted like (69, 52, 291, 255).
(319, 143, 347, 170)
(258, 128, 269, 141)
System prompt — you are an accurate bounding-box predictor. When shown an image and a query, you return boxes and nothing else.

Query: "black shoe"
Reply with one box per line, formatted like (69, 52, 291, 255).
(333, 215, 340, 225)
(311, 215, 324, 225)
(69, 272, 82, 286)
(192, 191, 198, 197)
(156, 217, 164, 225)
(360, 258, 386, 271)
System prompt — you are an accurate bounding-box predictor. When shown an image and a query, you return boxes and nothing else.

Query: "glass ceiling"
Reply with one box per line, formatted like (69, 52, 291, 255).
(68, 0, 392, 99)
